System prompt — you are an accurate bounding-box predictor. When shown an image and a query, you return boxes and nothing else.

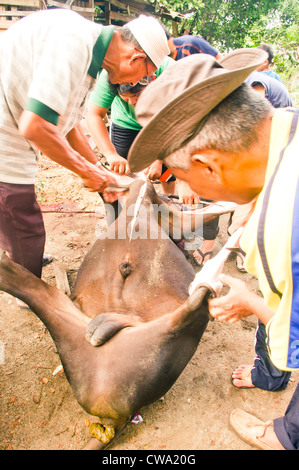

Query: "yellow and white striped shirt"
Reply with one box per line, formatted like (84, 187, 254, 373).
(241, 108, 299, 371)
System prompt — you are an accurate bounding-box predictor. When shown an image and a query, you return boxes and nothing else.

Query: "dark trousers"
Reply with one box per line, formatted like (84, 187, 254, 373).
(0, 182, 45, 278)
(110, 122, 139, 160)
(203, 215, 219, 240)
(107, 123, 140, 220)
(274, 383, 299, 450)
(201, 196, 219, 240)
(251, 320, 291, 391)
(110, 122, 176, 182)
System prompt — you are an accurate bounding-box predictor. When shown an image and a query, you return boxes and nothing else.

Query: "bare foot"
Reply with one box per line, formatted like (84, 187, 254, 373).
(232, 364, 255, 388)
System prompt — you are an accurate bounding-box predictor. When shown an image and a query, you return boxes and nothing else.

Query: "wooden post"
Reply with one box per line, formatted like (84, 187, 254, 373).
(172, 19, 178, 37)
(104, 0, 110, 24)
(0, 1, 44, 31)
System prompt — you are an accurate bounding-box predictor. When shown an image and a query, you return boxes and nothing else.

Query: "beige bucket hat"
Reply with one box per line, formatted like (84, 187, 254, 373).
(128, 48, 267, 172)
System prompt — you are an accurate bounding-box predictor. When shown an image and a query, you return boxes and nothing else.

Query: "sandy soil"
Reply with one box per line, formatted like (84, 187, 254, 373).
(0, 156, 298, 451)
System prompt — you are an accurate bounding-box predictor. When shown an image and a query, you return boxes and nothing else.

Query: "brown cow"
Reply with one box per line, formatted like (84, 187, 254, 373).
(0, 178, 236, 449)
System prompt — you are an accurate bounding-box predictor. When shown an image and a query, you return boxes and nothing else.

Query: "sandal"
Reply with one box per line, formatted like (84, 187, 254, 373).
(235, 252, 246, 273)
(193, 248, 213, 268)
(42, 254, 54, 267)
(16, 299, 31, 310)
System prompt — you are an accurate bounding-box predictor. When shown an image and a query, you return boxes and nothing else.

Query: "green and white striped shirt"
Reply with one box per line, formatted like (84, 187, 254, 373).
(0, 9, 114, 184)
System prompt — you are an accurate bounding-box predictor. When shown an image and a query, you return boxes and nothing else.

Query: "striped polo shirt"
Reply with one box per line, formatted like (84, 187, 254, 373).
(0, 9, 114, 184)
(240, 108, 299, 372)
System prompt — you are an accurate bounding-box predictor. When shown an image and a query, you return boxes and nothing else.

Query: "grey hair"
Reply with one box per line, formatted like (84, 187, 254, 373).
(164, 83, 273, 171)
(118, 26, 155, 68)
(118, 26, 142, 49)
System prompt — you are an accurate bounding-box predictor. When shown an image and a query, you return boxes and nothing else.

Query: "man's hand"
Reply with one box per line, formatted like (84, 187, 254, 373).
(81, 164, 118, 193)
(145, 160, 163, 181)
(208, 274, 274, 325)
(177, 180, 200, 205)
(208, 274, 254, 323)
(107, 153, 130, 175)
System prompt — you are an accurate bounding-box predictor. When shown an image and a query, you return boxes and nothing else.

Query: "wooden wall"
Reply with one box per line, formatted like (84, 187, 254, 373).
(47, 0, 96, 21)
(46, 0, 156, 24)
(0, 0, 182, 32)
(0, 0, 44, 31)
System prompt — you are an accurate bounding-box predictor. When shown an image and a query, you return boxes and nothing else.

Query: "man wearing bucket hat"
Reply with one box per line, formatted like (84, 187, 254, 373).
(0, 9, 169, 298)
(128, 49, 299, 450)
(164, 29, 222, 268)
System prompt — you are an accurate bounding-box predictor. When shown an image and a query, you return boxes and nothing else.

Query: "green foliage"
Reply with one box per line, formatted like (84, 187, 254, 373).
(155, 0, 282, 49)
(243, 0, 299, 103)
(153, 0, 298, 102)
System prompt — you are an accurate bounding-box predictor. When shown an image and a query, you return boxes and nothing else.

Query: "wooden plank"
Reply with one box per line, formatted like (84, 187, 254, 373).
(109, 0, 145, 16)
(0, 0, 43, 29)
(110, 10, 135, 22)
(0, 10, 38, 16)
(96, 0, 154, 14)
(10, 5, 17, 20)
(47, 0, 94, 13)
(0, 0, 41, 7)
(120, 0, 154, 13)
(71, 5, 94, 13)
(0, 18, 17, 27)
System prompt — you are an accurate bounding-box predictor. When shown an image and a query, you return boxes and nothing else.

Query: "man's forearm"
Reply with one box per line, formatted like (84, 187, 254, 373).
(18, 110, 117, 192)
(19, 110, 95, 177)
(243, 289, 275, 325)
(66, 124, 98, 165)
(86, 104, 118, 159)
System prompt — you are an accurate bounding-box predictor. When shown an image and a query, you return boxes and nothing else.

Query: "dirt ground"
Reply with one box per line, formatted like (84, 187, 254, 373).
(0, 156, 298, 451)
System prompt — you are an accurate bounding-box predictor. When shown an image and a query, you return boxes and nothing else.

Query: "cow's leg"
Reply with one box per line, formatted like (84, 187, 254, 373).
(163, 285, 211, 336)
(0, 251, 130, 448)
(0, 252, 141, 349)
(0, 251, 89, 333)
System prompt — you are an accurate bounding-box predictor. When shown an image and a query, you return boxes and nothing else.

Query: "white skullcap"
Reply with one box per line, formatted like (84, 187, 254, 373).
(126, 15, 170, 68)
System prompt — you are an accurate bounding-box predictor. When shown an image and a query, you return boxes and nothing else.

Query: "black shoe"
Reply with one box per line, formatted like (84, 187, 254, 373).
(42, 254, 54, 267)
